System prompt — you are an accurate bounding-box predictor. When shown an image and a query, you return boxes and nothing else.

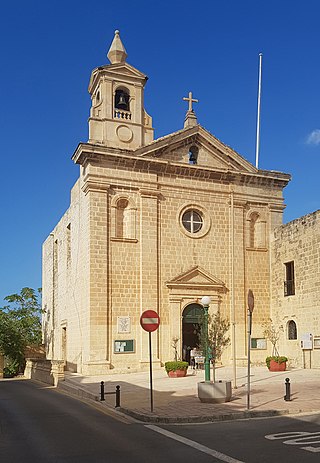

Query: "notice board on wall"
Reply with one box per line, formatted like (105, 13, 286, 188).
(114, 340, 135, 353)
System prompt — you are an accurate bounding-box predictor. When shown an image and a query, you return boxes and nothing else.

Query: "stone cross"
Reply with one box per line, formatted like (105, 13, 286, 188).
(183, 91, 199, 112)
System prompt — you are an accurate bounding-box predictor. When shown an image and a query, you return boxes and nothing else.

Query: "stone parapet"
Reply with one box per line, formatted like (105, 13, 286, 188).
(24, 359, 65, 386)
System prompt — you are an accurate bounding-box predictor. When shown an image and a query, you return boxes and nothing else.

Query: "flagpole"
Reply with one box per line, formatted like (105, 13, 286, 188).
(255, 53, 263, 169)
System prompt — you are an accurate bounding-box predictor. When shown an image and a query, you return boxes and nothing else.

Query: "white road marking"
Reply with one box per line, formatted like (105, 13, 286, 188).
(301, 446, 320, 453)
(284, 433, 320, 445)
(265, 431, 320, 453)
(146, 425, 244, 463)
(265, 432, 311, 440)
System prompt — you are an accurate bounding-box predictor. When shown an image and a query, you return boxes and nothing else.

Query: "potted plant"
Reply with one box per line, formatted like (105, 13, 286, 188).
(197, 310, 232, 403)
(266, 356, 288, 372)
(263, 316, 288, 371)
(164, 361, 189, 377)
(197, 311, 230, 382)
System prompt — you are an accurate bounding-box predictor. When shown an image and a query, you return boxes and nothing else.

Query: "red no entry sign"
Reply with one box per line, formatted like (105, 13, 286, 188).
(140, 310, 160, 412)
(140, 310, 160, 332)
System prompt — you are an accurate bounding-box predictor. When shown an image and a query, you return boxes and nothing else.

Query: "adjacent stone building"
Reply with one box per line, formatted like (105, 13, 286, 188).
(271, 210, 320, 368)
(42, 31, 291, 375)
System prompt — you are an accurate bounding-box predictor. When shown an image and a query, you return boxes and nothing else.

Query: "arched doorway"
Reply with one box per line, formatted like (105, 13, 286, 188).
(182, 303, 203, 364)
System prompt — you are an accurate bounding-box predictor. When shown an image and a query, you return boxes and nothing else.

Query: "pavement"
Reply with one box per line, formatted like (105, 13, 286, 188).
(58, 366, 320, 423)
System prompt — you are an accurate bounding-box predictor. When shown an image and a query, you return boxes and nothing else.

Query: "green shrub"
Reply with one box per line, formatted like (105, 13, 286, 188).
(164, 361, 188, 373)
(0, 287, 42, 373)
(266, 356, 288, 369)
(3, 359, 19, 378)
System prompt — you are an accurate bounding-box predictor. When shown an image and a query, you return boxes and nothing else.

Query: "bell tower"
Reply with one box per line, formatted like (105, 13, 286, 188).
(88, 30, 154, 150)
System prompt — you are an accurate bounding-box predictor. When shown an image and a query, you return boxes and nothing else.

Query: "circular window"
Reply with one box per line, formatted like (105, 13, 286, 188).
(178, 204, 210, 238)
(182, 210, 203, 233)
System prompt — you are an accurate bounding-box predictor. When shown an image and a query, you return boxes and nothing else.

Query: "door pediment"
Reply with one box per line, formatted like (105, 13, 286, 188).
(166, 266, 226, 292)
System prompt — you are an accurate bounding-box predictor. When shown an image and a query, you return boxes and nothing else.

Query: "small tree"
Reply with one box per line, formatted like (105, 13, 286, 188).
(0, 287, 42, 375)
(171, 336, 180, 361)
(262, 316, 283, 357)
(198, 312, 230, 381)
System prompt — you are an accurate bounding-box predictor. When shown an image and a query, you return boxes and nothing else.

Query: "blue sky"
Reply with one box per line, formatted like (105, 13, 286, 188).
(1, 0, 319, 300)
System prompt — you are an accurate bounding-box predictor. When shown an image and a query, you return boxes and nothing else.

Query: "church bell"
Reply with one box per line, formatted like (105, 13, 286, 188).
(117, 93, 127, 109)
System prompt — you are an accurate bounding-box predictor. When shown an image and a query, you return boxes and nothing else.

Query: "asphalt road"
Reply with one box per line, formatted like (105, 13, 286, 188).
(1, 379, 320, 462)
(160, 414, 320, 462)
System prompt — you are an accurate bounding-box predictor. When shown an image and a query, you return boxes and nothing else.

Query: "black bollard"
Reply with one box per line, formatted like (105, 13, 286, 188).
(284, 377, 291, 401)
(100, 381, 105, 401)
(115, 385, 121, 408)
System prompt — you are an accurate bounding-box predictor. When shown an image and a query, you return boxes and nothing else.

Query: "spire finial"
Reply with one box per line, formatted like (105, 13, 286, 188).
(107, 30, 127, 64)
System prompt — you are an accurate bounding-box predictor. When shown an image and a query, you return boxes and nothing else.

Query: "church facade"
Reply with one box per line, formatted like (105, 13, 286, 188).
(42, 31, 291, 375)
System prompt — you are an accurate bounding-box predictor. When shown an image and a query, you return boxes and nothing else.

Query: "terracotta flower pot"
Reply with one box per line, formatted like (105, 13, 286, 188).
(269, 359, 286, 372)
(167, 369, 187, 378)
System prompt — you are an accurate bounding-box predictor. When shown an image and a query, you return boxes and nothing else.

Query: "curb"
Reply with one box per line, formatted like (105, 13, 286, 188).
(57, 380, 99, 402)
(59, 380, 319, 425)
(117, 407, 295, 424)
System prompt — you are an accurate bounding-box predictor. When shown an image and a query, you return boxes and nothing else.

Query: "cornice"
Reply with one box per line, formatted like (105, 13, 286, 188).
(166, 282, 226, 292)
(139, 188, 161, 198)
(72, 143, 291, 189)
(269, 203, 287, 212)
(81, 173, 111, 195)
(88, 63, 147, 95)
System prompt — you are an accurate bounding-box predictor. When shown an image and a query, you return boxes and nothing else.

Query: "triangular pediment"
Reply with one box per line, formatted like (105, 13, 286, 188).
(135, 125, 257, 173)
(103, 62, 147, 79)
(89, 62, 147, 92)
(166, 266, 226, 292)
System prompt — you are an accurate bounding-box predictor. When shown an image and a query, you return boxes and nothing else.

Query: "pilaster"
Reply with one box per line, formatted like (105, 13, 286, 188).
(82, 175, 111, 370)
(139, 188, 160, 364)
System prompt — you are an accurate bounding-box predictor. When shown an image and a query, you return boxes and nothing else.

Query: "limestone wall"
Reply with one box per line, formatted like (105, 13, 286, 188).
(271, 210, 320, 368)
(42, 178, 88, 373)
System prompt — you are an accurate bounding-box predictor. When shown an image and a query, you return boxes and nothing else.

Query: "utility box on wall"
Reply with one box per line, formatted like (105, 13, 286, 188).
(300, 333, 313, 350)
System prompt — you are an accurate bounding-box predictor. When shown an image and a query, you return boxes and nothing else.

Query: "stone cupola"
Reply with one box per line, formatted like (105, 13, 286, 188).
(88, 30, 154, 150)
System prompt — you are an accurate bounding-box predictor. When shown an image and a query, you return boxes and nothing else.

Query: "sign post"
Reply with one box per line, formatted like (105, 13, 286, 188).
(140, 310, 160, 413)
(247, 289, 254, 410)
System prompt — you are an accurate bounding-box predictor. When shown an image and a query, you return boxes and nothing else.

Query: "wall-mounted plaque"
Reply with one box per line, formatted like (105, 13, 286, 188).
(117, 316, 131, 333)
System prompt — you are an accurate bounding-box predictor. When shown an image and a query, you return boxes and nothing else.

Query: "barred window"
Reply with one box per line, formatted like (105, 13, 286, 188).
(287, 320, 297, 340)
